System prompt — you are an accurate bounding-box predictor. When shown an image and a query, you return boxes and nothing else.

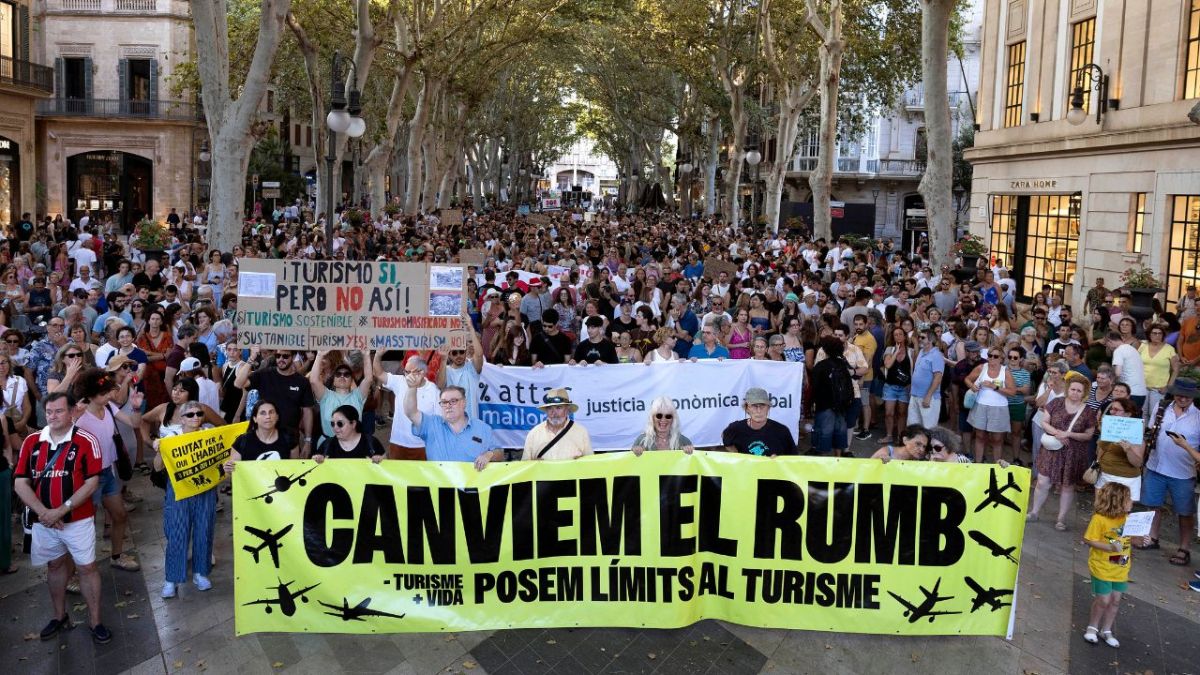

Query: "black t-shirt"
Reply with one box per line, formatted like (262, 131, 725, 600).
(531, 330, 573, 365)
(232, 429, 296, 461)
(17, 218, 34, 241)
(722, 419, 798, 457)
(573, 338, 618, 364)
(248, 370, 315, 434)
(316, 433, 384, 459)
(608, 316, 637, 337)
(132, 271, 164, 299)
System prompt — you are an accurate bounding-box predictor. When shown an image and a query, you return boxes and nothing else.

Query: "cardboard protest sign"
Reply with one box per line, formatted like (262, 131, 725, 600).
(234, 455, 1028, 636)
(703, 256, 740, 279)
(159, 422, 248, 499)
(458, 248, 489, 267)
(442, 209, 463, 223)
(236, 259, 469, 351)
(526, 213, 552, 225)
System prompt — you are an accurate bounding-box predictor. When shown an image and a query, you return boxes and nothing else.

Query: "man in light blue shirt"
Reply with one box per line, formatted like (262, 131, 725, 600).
(404, 373, 497, 470)
(908, 327, 944, 428)
(1142, 378, 1200, 564)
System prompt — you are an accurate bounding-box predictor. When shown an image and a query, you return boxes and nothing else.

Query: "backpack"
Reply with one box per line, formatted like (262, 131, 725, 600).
(828, 356, 856, 409)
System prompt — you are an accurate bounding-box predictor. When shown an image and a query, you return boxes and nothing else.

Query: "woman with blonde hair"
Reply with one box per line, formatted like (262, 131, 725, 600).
(631, 397, 695, 454)
(643, 327, 679, 364)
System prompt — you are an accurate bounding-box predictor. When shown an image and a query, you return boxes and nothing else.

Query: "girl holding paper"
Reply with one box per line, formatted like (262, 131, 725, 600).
(1095, 398, 1145, 501)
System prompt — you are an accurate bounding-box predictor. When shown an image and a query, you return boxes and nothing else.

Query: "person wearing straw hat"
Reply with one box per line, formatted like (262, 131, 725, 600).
(521, 388, 592, 461)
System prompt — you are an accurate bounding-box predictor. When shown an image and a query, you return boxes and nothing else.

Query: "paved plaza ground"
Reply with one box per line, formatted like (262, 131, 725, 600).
(4, 434, 1200, 675)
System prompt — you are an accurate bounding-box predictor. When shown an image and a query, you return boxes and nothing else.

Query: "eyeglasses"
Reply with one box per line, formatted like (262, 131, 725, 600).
(1008, 355, 1021, 360)
(439, 398, 464, 406)
(449, 350, 465, 356)
(123, 363, 137, 371)
(988, 354, 1002, 359)
(182, 411, 204, 419)
(65, 353, 82, 359)
(654, 413, 673, 420)
(334, 371, 352, 378)
(332, 419, 350, 428)
(4, 338, 20, 344)
(276, 354, 293, 361)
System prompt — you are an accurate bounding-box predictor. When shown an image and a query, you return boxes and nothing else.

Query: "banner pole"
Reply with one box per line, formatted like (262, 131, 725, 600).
(1005, 565, 1019, 641)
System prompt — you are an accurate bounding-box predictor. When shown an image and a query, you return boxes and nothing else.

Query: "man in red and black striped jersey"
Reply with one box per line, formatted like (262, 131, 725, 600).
(13, 392, 113, 644)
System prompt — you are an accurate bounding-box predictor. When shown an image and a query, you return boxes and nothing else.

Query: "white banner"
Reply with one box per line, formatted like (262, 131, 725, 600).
(478, 360, 802, 451)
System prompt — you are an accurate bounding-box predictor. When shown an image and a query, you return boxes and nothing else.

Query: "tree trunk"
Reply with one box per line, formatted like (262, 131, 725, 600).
(918, 0, 955, 268)
(704, 116, 720, 216)
(723, 105, 747, 228)
(807, 0, 844, 242)
(192, 0, 291, 254)
(403, 78, 432, 213)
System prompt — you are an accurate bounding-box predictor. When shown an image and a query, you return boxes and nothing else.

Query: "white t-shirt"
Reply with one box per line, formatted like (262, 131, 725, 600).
(1111, 343, 1148, 395)
(384, 374, 439, 447)
(72, 246, 97, 273)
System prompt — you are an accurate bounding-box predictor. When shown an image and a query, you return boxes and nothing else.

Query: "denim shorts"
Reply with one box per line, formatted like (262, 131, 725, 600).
(1140, 469, 1197, 515)
(882, 383, 910, 402)
(91, 466, 121, 506)
(813, 408, 848, 455)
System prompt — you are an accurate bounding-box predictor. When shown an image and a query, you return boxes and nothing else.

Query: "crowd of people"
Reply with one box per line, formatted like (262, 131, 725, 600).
(3, 203, 1197, 649)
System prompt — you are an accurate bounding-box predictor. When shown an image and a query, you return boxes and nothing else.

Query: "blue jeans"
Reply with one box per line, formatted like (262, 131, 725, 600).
(813, 408, 849, 455)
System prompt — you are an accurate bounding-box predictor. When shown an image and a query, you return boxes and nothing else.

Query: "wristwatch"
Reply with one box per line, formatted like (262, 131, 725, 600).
(64, 498, 73, 511)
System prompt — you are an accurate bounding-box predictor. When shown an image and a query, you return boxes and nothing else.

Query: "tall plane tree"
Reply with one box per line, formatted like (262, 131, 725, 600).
(192, 0, 292, 253)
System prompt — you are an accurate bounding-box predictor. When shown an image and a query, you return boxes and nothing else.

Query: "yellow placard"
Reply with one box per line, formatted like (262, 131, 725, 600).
(159, 422, 247, 499)
(233, 453, 1029, 636)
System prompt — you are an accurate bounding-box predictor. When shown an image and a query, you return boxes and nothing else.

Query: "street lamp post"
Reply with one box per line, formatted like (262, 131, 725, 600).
(744, 137, 762, 228)
(324, 50, 365, 256)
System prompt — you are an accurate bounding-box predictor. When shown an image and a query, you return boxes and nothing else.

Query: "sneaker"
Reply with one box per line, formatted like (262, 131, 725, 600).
(90, 623, 113, 645)
(39, 614, 73, 640)
(1189, 579, 1200, 592)
(161, 581, 177, 598)
(1100, 630, 1120, 648)
(193, 574, 212, 591)
(110, 553, 141, 572)
(853, 429, 872, 441)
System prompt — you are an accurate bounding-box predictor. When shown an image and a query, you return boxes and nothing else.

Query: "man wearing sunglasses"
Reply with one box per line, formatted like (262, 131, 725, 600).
(439, 316, 484, 420)
(235, 346, 316, 457)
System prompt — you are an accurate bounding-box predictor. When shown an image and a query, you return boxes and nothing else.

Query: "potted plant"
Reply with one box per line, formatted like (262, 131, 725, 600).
(1119, 264, 1165, 331)
(131, 218, 173, 264)
(951, 234, 987, 283)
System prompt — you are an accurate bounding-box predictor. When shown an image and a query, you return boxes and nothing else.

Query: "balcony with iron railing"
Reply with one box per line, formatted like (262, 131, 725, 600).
(37, 97, 203, 121)
(789, 156, 924, 178)
(48, 0, 162, 12)
(0, 55, 55, 96)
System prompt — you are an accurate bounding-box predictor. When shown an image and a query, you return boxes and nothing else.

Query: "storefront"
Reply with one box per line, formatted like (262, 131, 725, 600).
(0, 135, 18, 228)
(988, 191, 1081, 301)
(65, 150, 152, 231)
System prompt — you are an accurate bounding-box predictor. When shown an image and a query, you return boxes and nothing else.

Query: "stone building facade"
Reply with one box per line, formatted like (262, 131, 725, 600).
(0, 0, 53, 229)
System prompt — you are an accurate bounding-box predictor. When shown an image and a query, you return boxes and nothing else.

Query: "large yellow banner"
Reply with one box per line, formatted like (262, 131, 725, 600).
(159, 422, 247, 499)
(233, 453, 1029, 636)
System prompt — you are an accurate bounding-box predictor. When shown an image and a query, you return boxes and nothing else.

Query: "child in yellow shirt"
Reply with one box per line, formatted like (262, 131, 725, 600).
(1082, 482, 1132, 648)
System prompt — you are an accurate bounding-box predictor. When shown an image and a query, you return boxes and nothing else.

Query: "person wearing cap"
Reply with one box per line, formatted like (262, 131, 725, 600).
(722, 388, 797, 457)
(177, 356, 219, 412)
(519, 277, 551, 325)
(521, 388, 593, 461)
(1139, 378, 1200, 564)
(952, 340, 985, 452)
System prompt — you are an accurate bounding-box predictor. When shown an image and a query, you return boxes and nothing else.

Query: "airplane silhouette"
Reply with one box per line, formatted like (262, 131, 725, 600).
(964, 576, 1013, 613)
(318, 597, 407, 622)
(887, 577, 962, 623)
(242, 523, 294, 568)
(251, 465, 318, 504)
(242, 579, 320, 617)
(969, 529, 1018, 563)
(974, 467, 1022, 513)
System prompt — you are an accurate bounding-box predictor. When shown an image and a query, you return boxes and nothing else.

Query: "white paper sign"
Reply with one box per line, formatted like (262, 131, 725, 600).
(1121, 510, 1156, 538)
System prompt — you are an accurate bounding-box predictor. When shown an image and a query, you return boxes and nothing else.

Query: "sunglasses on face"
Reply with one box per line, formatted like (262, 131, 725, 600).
(449, 350, 465, 356)
(931, 443, 946, 452)
(655, 413, 673, 420)
(65, 353, 82, 359)
(334, 370, 353, 378)
(332, 419, 351, 428)
(4, 338, 20, 344)
(276, 354, 293, 361)
(182, 411, 204, 419)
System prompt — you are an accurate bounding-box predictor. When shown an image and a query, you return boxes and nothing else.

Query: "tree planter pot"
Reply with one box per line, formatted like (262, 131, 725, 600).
(1127, 287, 1163, 336)
(952, 253, 982, 283)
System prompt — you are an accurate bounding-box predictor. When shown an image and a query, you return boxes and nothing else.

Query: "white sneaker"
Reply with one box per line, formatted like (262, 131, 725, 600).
(161, 582, 177, 599)
(193, 574, 212, 591)
(1101, 631, 1120, 648)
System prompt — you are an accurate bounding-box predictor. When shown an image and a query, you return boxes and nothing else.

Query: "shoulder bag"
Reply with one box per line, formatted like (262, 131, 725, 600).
(21, 435, 77, 531)
(1040, 402, 1085, 452)
(536, 420, 575, 460)
(107, 402, 133, 481)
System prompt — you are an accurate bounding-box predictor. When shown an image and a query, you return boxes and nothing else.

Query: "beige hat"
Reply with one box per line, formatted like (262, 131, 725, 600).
(537, 388, 578, 413)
